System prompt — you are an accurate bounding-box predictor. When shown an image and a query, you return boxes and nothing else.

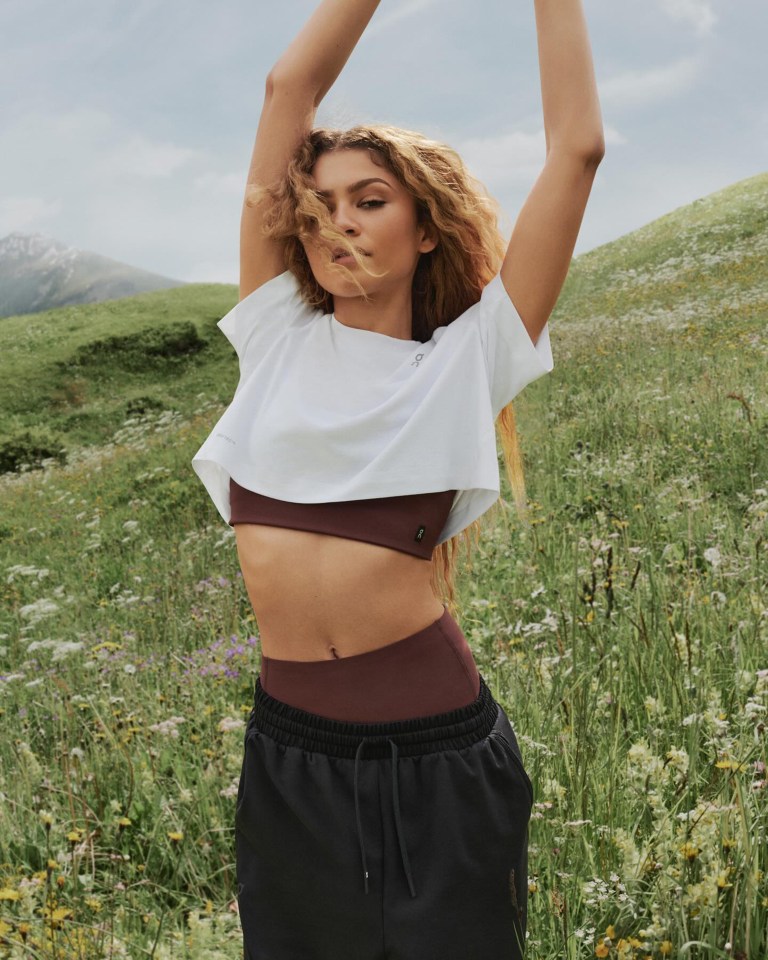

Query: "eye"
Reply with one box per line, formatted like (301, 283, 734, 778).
(359, 199, 385, 209)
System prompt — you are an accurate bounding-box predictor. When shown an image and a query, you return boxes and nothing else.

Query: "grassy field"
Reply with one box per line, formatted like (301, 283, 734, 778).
(1, 171, 766, 958)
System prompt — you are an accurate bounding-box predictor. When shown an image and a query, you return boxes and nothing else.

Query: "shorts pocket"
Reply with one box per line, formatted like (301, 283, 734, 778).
(490, 731, 534, 807)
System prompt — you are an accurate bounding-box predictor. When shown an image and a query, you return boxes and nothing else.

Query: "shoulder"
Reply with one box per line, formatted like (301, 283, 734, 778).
(219, 270, 321, 362)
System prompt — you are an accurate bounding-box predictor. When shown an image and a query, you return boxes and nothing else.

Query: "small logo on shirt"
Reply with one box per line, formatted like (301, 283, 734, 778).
(414, 525, 426, 542)
(411, 352, 425, 367)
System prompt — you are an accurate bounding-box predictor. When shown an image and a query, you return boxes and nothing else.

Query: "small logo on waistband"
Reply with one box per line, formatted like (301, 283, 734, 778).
(414, 525, 426, 542)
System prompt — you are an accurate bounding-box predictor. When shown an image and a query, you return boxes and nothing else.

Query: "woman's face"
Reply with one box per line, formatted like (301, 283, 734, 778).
(302, 148, 436, 300)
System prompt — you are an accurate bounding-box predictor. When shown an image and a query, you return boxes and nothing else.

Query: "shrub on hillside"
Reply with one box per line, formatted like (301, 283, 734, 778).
(0, 427, 67, 474)
(125, 395, 166, 417)
(65, 322, 206, 372)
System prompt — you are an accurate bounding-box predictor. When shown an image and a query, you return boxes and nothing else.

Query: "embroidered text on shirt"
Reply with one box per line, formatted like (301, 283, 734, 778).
(414, 525, 426, 542)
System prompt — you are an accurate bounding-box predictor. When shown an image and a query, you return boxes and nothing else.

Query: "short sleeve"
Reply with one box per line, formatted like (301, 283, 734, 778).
(473, 273, 555, 417)
(218, 271, 317, 369)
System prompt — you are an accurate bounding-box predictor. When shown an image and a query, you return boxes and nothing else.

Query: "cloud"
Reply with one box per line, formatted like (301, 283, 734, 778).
(452, 122, 627, 221)
(192, 172, 245, 198)
(657, 0, 717, 37)
(0, 196, 63, 236)
(603, 123, 629, 147)
(0, 103, 230, 278)
(101, 135, 203, 180)
(598, 56, 701, 110)
(363, 0, 441, 39)
(3, 106, 206, 182)
(181, 257, 238, 285)
(455, 129, 547, 189)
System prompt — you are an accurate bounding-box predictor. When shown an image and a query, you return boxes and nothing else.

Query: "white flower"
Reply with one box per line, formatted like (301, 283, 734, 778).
(5, 564, 50, 583)
(149, 716, 187, 737)
(51, 640, 85, 662)
(220, 779, 240, 800)
(19, 598, 59, 622)
(703, 547, 721, 566)
(218, 716, 245, 733)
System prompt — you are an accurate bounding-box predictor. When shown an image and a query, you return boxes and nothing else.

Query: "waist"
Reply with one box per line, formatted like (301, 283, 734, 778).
(249, 672, 497, 757)
(258, 606, 481, 723)
(235, 524, 442, 659)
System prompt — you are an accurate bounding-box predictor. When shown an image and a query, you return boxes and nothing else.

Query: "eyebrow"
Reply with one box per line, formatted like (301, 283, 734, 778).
(316, 177, 393, 198)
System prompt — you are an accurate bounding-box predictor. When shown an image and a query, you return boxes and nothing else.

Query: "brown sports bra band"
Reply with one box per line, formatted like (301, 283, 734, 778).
(228, 478, 456, 560)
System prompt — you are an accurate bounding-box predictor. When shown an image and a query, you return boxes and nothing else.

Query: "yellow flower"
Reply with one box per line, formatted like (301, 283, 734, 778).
(659, 941, 673, 955)
(0, 887, 20, 901)
(167, 830, 184, 843)
(680, 841, 699, 860)
(715, 759, 747, 772)
(606, 925, 616, 939)
(92, 641, 122, 653)
(0, 919, 11, 937)
(716, 871, 732, 889)
(595, 944, 610, 958)
(528, 880, 538, 893)
(66, 828, 84, 843)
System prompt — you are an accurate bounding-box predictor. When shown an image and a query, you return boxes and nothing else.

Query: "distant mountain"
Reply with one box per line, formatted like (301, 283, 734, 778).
(0, 232, 189, 319)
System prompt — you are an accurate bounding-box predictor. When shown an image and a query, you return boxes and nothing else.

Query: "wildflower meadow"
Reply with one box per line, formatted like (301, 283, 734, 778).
(1, 173, 766, 958)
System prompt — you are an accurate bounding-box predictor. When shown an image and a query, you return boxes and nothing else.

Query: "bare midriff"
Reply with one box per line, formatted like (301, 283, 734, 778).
(234, 523, 445, 661)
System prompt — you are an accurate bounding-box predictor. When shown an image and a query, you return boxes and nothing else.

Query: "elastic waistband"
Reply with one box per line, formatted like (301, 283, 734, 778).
(251, 671, 497, 759)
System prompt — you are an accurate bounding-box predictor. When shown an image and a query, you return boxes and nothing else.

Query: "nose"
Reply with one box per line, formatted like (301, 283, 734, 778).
(331, 203, 360, 235)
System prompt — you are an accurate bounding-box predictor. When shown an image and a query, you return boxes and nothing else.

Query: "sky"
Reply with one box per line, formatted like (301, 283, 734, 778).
(2, 0, 766, 285)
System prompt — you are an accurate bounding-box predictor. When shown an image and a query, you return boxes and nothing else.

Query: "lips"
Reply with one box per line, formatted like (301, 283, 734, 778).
(332, 247, 369, 261)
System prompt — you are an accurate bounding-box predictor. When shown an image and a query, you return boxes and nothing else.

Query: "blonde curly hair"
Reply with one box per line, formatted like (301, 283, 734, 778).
(246, 124, 530, 616)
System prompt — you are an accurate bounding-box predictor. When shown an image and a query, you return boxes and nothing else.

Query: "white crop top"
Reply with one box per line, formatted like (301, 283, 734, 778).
(191, 269, 554, 546)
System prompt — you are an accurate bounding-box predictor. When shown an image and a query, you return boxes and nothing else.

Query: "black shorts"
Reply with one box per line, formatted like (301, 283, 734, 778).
(235, 673, 534, 959)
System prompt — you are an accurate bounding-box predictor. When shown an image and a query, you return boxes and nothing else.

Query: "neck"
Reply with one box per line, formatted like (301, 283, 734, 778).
(332, 285, 414, 340)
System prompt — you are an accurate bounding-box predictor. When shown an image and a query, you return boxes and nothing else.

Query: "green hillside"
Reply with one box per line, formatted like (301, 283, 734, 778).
(557, 170, 768, 334)
(0, 173, 766, 958)
(0, 283, 240, 463)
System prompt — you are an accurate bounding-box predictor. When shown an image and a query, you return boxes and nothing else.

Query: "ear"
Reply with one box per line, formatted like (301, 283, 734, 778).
(417, 220, 438, 254)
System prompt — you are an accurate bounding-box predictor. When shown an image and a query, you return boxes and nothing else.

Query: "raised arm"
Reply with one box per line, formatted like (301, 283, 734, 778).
(240, 0, 381, 301)
(499, 0, 605, 345)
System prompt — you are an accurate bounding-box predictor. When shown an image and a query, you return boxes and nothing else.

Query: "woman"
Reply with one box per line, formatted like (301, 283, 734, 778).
(192, 1, 604, 957)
